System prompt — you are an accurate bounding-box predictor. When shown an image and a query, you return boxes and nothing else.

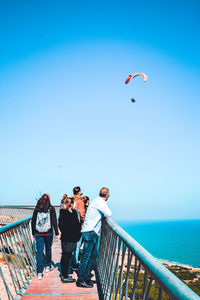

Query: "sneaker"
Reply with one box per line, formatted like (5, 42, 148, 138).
(37, 273, 43, 280)
(76, 281, 93, 288)
(61, 275, 73, 280)
(45, 265, 53, 272)
(61, 276, 76, 283)
(86, 279, 96, 285)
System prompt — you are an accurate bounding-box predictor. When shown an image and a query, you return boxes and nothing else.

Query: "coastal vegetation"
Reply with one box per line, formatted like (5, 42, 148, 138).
(164, 263, 200, 296)
(123, 263, 200, 299)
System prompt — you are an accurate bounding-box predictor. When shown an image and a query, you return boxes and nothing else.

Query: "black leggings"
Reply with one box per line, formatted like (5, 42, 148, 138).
(60, 251, 73, 278)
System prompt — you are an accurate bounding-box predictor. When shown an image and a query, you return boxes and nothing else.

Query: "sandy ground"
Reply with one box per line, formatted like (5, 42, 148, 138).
(0, 214, 22, 224)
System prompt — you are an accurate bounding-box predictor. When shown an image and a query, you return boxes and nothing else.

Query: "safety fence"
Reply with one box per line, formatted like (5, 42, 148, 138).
(97, 218, 200, 300)
(0, 217, 36, 300)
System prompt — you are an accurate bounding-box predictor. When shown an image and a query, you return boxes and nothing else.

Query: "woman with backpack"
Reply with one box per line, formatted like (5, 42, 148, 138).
(31, 193, 59, 280)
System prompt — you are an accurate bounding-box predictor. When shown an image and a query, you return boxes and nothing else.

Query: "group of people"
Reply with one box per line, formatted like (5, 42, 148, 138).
(31, 186, 112, 288)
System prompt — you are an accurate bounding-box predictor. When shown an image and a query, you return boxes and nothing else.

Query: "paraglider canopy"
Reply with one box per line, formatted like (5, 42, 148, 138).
(125, 73, 147, 84)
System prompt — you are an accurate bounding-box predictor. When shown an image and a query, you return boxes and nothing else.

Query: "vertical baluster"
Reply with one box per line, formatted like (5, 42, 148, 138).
(0, 235, 20, 294)
(120, 249, 133, 300)
(1, 233, 23, 292)
(104, 231, 117, 299)
(119, 244, 127, 298)
(131, 260, 141, 300)
(12, 228, 31, 278)
(106, 229, 117, 299)
(26, 221, 36, 261)
(109, 237, 121, 300)
(17, 225, 33, 272)
(98, 222, 107, 282)
(142, 270, 148, 300)
(158, 287, 162, 300)
(26, 221, 34, 247)
(130, 257, 137, 300)
(101, 224, 110, 288)
(144, 277, 153, 300)
(114, 242, 126, 300)
(21, 222, 32, 252)
(25, 222, 37, 268)
(101, 226, 111, 296)
(6, 229, 28, 286)
(103, 227, 114, 296)
(0, 266, 14, 300)
(19, 224, 36, 271)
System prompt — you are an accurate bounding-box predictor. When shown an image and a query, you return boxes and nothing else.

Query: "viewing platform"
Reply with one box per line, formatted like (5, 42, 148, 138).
(21, 241, 98, 300)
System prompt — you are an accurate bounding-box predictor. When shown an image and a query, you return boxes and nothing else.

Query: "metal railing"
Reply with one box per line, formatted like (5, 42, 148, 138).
(97, 218, 200, 300)
(0, 217, 36, 300)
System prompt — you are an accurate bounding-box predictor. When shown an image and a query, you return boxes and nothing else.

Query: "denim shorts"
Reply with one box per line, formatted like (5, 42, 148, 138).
(61, 241, 76, 252)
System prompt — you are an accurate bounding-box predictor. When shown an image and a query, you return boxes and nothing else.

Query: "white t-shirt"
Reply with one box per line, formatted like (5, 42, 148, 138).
(81, 196, 112, 235)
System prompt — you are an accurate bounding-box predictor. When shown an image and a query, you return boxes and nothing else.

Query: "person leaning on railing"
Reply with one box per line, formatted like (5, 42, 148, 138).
(76, 187, 112, 288)
(31, 193, 59, 280)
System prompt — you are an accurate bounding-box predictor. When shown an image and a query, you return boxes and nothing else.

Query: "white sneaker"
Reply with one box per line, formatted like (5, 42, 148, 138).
(45, 265, 54, 272)
(37, 273, 43, 280)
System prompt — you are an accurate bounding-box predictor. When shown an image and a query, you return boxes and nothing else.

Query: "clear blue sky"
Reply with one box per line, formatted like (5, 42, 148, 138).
(0, 0, 199, 220)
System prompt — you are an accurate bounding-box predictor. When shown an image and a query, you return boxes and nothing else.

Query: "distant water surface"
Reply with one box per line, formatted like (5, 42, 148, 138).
(118, 219, 200, 268)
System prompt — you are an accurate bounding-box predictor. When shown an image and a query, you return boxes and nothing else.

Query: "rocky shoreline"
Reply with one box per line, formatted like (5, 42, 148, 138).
(159, 259, 200, 270)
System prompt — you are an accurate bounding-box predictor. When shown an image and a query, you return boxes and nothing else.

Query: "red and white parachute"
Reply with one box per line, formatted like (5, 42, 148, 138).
(125, 73, 147, 84)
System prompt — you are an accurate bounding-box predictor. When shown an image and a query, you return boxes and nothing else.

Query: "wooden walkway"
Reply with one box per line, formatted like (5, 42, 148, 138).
(22, 241, 99, 300)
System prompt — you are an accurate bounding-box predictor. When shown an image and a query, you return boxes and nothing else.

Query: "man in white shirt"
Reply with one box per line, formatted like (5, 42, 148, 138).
(76, 187, 112, 288)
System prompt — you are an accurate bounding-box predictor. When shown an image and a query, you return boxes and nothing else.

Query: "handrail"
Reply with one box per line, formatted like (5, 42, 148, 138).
(0, 217, 32, 233)
(97, 217, 200, 300)
(0, 217, 36, 300)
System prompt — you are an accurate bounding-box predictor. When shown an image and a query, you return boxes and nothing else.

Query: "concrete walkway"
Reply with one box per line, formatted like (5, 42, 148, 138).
(22, 241, 99, 300)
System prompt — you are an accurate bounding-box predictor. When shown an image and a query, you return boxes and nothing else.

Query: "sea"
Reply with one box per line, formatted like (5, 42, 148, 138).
(118, 219, 200, 268)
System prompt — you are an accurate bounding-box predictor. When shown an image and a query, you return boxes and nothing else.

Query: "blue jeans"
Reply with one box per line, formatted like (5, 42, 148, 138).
(77, 231, 98, 282)
(71, 236, 82, 267)
(35, 234, 53, 274)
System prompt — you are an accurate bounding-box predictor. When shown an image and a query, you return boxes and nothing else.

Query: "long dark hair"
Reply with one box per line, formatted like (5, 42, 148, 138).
(35, 193, 52, 212)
